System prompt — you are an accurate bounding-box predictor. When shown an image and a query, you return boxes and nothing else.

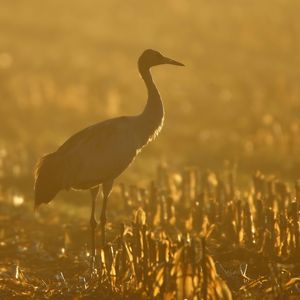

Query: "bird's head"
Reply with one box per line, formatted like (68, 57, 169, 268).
(138, 49, 184, 69)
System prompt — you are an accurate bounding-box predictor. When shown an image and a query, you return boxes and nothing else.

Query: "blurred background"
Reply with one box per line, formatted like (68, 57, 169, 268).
(1, 0, 300, 189)
(2, 2, 300, 297)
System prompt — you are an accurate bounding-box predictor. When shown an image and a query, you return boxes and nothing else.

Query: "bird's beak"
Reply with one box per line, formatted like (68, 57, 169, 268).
(162, 56, 185, 66)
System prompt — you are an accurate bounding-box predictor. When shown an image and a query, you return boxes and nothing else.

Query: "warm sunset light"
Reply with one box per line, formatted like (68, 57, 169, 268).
(0, 1, 300, 299)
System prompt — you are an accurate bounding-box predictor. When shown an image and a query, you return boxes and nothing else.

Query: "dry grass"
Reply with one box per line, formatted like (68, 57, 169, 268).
(1, 1, 300, 299)
(1, 165, 300, 299)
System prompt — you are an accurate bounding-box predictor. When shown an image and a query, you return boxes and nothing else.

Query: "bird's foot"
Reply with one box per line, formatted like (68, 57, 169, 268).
(90, 255, 102, 277)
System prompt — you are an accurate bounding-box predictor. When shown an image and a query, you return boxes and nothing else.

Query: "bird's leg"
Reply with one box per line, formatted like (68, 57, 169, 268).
(100, 180, 113, 247)
(90, 186, 99, 270)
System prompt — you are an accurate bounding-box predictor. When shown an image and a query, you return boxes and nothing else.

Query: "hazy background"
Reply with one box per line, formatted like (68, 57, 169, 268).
(2, 2, 300, 297)
(1, 0, 300, 186)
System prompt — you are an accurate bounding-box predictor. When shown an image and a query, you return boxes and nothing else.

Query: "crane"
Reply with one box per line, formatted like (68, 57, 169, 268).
(34, 49, 184, 262)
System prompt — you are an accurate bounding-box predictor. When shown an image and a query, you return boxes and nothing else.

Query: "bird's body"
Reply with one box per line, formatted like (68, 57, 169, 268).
(60, 116, 142, 190)
(35, 113, 163, 203)
(34, 49, 183, 260)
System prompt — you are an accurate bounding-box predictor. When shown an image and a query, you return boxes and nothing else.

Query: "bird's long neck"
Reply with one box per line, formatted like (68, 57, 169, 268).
(137, 64, 164, 143)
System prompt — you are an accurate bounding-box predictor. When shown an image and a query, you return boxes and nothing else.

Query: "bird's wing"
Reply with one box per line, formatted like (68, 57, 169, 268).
(57, 116, 138, 189)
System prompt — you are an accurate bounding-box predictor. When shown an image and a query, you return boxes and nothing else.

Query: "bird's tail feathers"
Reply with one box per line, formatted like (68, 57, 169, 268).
(34, 152, 63, 209)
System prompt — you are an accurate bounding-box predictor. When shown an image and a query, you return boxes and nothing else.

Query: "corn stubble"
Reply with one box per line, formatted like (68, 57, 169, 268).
(1, 165, 300, 299)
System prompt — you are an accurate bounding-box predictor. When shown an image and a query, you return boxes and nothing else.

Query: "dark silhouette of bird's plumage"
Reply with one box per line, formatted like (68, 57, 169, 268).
(34, 49, 184, 260)
(35, 117, 138, 205)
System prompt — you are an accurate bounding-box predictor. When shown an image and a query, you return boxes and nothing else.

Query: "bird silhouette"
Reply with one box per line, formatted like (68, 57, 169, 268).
(34, 49, 184, 262)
